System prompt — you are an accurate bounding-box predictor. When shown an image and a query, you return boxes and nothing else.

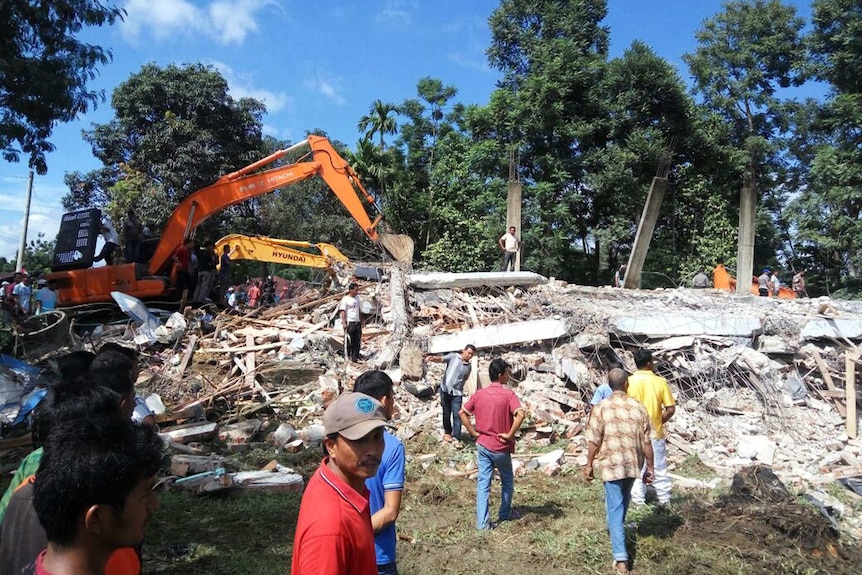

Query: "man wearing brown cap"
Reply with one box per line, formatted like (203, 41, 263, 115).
(291, 392, 390, 575)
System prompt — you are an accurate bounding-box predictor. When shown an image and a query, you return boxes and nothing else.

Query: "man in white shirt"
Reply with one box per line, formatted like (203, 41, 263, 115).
(498, 226, 520, 272)
(34, 279, 58, 314)
(94, 219, 120, 265)
(339, 282, 362, 362)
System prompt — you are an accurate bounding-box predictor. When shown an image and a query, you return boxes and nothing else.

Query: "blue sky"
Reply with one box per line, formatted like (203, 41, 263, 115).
(0, 0, 819, 261)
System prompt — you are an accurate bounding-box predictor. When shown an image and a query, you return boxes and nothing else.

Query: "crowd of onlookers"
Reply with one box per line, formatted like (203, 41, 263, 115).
(0, 272, 58, 321)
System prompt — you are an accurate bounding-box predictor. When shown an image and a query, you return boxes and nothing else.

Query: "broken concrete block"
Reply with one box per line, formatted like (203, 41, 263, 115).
(542, 462, 561, 477)
(427, 319, 571, 354)
(170, 455, 225, 478)
(736, 435, 777, 465)
(399, 342, 424, 380)
(298, 424, 325, 448)
(269, 423, 298, 447)
(409, 271, 548, 289)
(218, 419, 262, 444)
(555, 357, 591, 388)
(232, 466, 304, 493)
(160, 421, 219, 444)
(283, 439, 305, 453)
(613, 314, 762, 338)
(574, 332, 609, 350)
(801, 318, 862, 341)
(537, 449, 565, 467)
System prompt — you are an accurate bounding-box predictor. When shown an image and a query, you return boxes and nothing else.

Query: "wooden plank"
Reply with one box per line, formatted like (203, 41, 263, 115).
(198, 341, 286, 353)
(847, 350, 858, 439)
(245, 335, 256, 391)
(813, 350, 838, 391)
(666, 434, 696, 456)
(176, 335, 198, 376)
(0, 435, 33, 451)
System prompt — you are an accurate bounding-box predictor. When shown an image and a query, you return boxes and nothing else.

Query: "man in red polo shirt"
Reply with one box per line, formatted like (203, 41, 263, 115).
(291, 392, 391, 575)
(459, 358, 526, 530)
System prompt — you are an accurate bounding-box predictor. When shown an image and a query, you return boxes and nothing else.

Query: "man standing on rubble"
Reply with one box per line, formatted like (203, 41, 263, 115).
(291, 392, 391, 575)
(758, 268, 771, 297)
(427, 345, 476, 447)
(459, 358, 526, 530)
(585, 368, 654, 575)
(353, 371, 405, 575)
(498, 226, 520, 272)
(627, 349, 675, 507)
(340, 282, 362, 362)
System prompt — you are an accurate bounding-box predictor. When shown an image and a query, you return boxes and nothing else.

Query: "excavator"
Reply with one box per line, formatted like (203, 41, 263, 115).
(46, 136, 414, 305)
(214, 234, 352, 288)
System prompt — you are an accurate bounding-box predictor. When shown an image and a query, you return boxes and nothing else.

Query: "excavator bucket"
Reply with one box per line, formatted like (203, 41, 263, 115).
(379, 233, 414, 263)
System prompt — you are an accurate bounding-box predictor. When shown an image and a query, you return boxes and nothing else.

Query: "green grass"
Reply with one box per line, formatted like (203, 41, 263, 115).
(146, 490, 301, 575)
(140, 432, 862, 575)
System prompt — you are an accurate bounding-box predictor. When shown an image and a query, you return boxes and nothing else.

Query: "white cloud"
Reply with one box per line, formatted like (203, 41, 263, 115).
(209, 61, 291, 113)
(375, 0, 416, 26)
(0, 177, 68, 260)
(448, 52, 490, 73)
(121, 0, 284, 45)
(303, 70, 346, 106)
(262, 124, 291, 140)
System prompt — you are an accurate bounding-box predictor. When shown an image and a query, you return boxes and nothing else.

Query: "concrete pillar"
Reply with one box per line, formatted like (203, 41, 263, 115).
(624, 177, 667, 289)
(506, 180, 522, 271)
(736, 184, 756, 295)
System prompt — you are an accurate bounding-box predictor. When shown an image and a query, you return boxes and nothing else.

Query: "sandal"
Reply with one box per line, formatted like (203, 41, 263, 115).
(612, 560, 629, 574)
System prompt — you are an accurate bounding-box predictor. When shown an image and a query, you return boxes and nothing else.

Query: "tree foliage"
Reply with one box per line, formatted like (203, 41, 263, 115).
(1, 0, 124, 174)
(63, 63, 267, 216)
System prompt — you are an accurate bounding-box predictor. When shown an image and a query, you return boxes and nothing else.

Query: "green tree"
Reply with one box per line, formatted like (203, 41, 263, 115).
(784, 0, 862, 295)
(684, 0, 806, 286)
(484, 0, 611, 280)
(63, 63, 267, 216)
(1, 233, 55, 275)
(0, 1, 124, 174)
(386, 78, 464, 252)
(357, 99, 398, 150)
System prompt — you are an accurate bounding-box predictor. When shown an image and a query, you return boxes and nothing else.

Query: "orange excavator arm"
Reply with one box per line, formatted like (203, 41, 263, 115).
(148, 135, 382, 276)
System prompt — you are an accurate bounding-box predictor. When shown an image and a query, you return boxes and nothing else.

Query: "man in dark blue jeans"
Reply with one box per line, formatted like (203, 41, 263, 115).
(354, 370, 405, 575)
(459, 358, 526, 530)
(427, 345, 476, 448)
(584, 369, 655, 575)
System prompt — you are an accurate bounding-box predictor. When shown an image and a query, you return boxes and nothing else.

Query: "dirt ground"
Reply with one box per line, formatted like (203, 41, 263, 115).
(143, 438, 862, 575)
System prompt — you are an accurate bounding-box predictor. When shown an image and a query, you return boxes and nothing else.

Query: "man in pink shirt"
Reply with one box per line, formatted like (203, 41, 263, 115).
(459, 358, 526, 530)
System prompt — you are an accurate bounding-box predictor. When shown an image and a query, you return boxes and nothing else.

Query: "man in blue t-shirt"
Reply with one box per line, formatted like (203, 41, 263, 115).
(353, 370, 405, 575)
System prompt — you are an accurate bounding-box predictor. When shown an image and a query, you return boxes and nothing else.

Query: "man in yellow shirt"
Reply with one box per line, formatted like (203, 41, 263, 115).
(627, 348, 675, 506)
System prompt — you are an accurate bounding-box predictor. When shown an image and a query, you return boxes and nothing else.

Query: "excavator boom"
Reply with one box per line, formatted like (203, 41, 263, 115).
(149, 135, 381, 276)
(46, 135, 411, 305)
(214, 234, 350, 271)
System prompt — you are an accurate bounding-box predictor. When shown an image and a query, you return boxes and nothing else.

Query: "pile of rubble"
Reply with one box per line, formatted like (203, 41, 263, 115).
(4, 268, 862, 530)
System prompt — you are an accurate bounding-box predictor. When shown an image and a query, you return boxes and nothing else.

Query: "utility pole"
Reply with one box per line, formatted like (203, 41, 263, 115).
(16, 170, 33, 273)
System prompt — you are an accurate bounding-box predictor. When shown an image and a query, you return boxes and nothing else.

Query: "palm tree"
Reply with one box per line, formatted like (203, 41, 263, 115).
(357, 99, 398, 150)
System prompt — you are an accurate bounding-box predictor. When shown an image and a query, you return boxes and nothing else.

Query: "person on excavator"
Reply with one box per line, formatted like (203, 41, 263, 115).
(94, 219, 120, 266)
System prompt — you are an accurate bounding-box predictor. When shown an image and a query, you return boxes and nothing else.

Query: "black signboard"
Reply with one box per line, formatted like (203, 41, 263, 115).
(51, 208, 102, 271)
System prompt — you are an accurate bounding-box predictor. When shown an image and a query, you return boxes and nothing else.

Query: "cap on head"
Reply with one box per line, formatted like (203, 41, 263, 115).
(37, 279, 47, 286)
(763, 268, 771, 274)
(323, 392, 390, 440)
(227, 287, 235, 292)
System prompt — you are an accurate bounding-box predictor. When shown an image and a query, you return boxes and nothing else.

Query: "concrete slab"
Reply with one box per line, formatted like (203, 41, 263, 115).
(409, 271, 547, 290)
(613, 314, 762, 338)
(801, 318, 862, 341)
(427, 318, 571, 354)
